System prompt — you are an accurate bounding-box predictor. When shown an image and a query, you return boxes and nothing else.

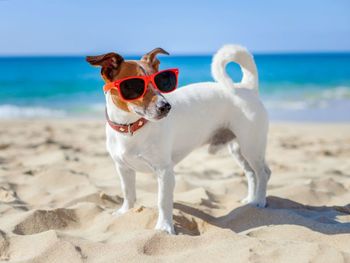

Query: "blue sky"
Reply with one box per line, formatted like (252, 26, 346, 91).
(0, 0, 349, 55)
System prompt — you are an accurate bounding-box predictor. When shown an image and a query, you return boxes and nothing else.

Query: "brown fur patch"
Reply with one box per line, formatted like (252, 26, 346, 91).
(110, 89, 130, 112)
(141, 48, 169, 71)
(86, 53, 124, 82)
(113, 61, 143, 80)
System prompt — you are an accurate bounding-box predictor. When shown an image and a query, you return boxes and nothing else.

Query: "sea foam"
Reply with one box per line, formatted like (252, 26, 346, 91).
(0, 105, 66, 119)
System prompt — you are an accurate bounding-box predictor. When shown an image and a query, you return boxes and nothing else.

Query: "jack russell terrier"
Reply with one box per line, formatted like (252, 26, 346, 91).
(86, 45, 271, 234)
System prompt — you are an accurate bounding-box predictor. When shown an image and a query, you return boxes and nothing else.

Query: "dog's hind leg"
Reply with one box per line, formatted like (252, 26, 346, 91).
(228, 141, 257, 204)
(112, 164, 136, 216)
(234, 137, 271, 207)
(248, 158, 270, 207)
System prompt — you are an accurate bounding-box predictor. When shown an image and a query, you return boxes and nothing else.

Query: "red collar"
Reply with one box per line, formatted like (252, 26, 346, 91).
(105, 109, 148, 135)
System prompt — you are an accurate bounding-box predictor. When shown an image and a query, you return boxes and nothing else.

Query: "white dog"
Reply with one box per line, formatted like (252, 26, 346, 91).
(86, 45, 271, 234)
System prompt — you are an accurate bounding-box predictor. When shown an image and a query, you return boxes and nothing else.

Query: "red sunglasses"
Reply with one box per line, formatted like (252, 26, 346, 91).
(103, 68, 179, 102)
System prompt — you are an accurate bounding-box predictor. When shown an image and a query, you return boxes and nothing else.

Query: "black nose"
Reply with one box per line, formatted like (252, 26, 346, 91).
(158, 101, 171, 114)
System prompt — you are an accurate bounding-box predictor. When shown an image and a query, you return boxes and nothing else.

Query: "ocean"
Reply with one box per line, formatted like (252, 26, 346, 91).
(1, 53, 350, 122)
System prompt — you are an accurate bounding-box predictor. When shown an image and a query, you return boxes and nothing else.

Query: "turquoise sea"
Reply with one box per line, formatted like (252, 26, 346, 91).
(0, 53, 350, 121)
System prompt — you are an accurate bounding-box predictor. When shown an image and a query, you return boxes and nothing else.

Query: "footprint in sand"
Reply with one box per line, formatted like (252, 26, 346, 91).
(0, 187, 17, 203)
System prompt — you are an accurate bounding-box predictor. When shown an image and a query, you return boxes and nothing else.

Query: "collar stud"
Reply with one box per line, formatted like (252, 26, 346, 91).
(105, 108, 148, 135)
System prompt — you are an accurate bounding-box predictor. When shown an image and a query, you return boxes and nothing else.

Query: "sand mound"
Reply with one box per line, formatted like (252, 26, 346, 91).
(13, 208, 78, 235)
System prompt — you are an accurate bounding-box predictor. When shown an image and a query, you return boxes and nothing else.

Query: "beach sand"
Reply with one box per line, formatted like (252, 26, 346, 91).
(0, 120, 349, 262)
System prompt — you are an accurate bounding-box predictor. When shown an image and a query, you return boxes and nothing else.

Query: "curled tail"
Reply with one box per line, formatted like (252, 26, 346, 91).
(211, 45, 259, 94)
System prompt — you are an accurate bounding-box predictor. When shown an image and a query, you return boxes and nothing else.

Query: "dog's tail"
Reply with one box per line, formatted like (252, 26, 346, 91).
(211, 45, 258, 94)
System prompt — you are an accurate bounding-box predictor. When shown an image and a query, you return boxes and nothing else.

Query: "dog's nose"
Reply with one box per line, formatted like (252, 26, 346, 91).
(158, 101, 171, 114)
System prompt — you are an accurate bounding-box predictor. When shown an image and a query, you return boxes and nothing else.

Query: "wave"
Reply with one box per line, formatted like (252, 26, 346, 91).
(0, 103, 108, 119)
(0, 87, 349, 120)
(305, 86, 350, 100)
(0, 105, 67, 119)
(264, 86, 350, 111)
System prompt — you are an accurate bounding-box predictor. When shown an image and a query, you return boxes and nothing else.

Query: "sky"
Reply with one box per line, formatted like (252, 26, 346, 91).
(0, 0, 349, 56)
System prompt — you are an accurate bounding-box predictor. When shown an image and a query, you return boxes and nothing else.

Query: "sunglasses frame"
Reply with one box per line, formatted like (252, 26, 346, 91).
(103, 68, 179, 102)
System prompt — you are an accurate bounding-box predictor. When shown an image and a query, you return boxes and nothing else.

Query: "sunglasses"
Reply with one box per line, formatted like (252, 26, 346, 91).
(103, 68, 179, 101)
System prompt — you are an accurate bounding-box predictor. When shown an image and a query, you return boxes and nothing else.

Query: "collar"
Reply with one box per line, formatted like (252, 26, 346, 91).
(105, 108, 148, 135)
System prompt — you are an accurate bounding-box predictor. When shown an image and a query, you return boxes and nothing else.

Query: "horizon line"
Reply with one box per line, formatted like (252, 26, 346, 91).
(1, 50, 350, 58)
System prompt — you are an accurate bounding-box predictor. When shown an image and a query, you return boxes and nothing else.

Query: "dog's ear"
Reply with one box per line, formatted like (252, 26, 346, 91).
(141, 48, 169, 71)
(86, 52, 124, 81)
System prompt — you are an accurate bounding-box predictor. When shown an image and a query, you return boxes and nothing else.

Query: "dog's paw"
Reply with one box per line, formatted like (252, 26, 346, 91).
(155, 221, 175, 235)
(240, 196, 252, 204)
(112, 206, 130, 217)
(241, 196, 266, 208)
(248, 199, 267, 208)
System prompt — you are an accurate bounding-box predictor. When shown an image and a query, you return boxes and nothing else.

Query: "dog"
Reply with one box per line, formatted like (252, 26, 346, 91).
(86, 45, 271, 234)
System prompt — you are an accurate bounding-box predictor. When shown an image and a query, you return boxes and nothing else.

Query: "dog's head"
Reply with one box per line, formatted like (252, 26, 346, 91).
(86, 48, 172, 121)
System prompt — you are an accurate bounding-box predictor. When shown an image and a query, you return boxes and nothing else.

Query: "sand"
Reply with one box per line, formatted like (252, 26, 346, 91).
(0, 120, 349, 262)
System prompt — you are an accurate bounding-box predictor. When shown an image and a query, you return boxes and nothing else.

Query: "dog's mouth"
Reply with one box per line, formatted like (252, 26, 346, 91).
(132, 107, 170, 121)
(130, 100, 171, 121)
(154, 111, 170, 120)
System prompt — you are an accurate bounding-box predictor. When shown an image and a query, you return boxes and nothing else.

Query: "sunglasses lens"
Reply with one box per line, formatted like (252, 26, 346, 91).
(154, 71, 177, 93)
(119, 78, 145, 100)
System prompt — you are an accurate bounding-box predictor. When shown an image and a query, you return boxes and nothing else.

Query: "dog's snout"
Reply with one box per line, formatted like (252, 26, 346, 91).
(158, 101, 171, 114)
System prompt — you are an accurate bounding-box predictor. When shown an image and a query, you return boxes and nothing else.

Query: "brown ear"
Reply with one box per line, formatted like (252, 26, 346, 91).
(86, 52, 124, 81)
(141, 48, 169, 71)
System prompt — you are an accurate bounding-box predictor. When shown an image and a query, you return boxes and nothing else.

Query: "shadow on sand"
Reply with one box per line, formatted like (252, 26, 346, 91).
(174, 196, 350, 236)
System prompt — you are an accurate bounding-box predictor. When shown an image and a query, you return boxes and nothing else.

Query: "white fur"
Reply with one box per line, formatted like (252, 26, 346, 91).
(106, 45, 270, 234)
(212, 44, 259, 93)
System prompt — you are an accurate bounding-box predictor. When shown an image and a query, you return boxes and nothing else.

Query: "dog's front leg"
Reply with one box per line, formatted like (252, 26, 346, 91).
(155, 166, 175, 234)
(112, 164, 136, 216)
